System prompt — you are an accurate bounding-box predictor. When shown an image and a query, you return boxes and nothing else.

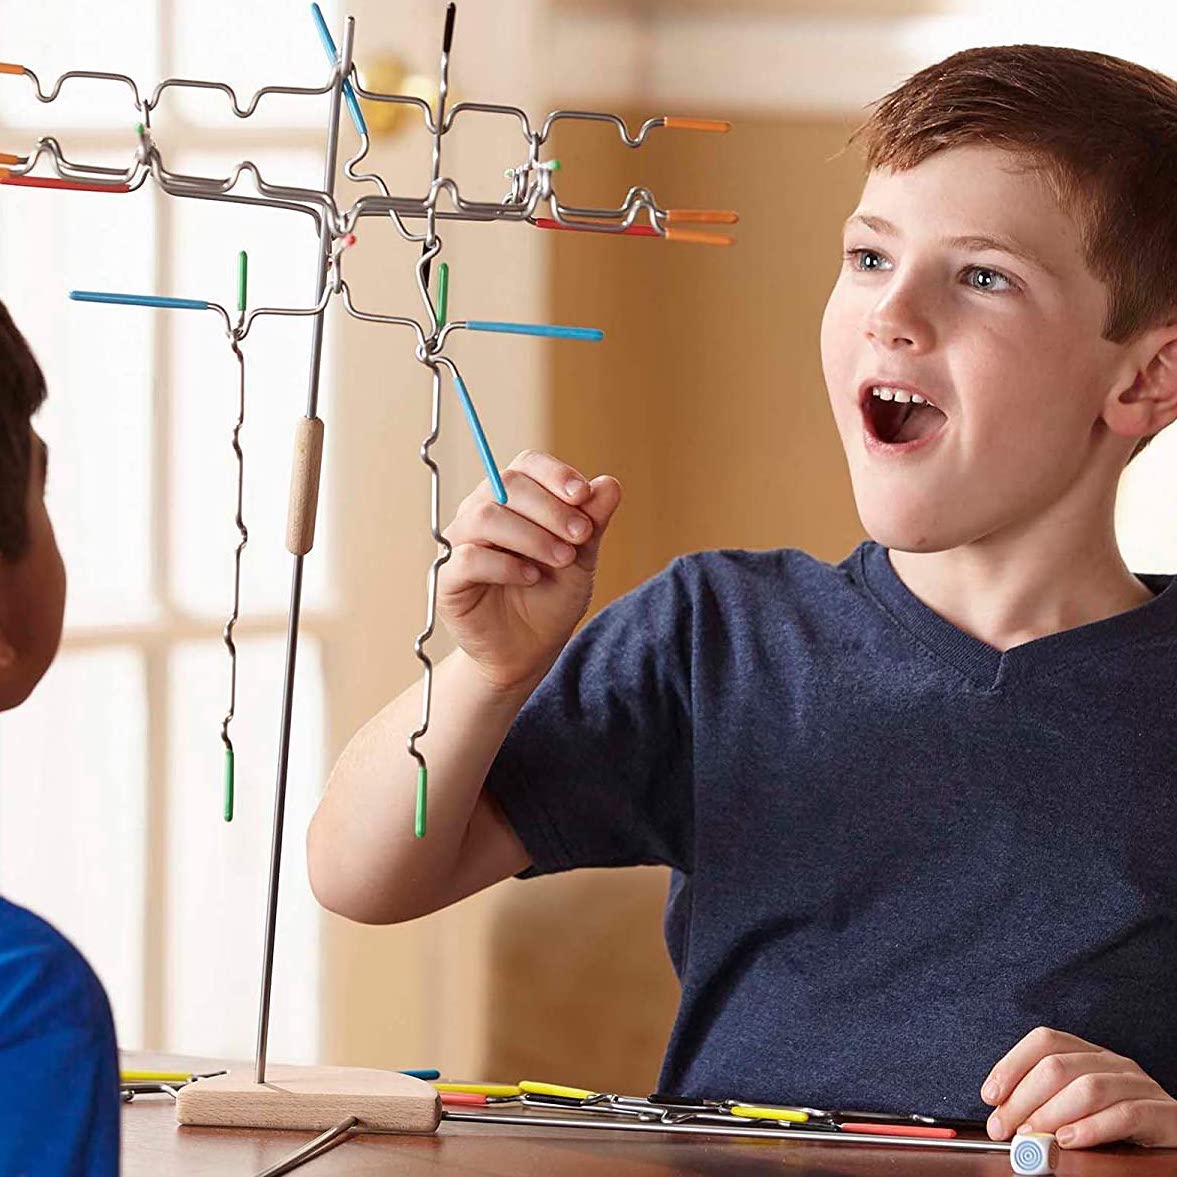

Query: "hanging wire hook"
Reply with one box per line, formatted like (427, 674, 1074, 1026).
(405, 358, 453, 838)
(221, 250, 250, 822)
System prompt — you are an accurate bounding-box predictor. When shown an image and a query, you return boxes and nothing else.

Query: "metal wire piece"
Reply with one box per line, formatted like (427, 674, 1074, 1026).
(221, 324, 248, 824)
(256, 1116, 359, 1177)
(119, 1068, 228, 1103)
(440, 1109, 1011, 1155)
(120, 1081, 183, 1104)
(2, 41, 734, 241)
(254, 8, 354, 1090)
(239, 1101, 1003, 1177)
(405, 361, 452, 839)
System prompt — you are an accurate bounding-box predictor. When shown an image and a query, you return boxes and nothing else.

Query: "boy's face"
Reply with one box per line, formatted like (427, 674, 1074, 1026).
(821, 144, 1131, 553)
(0, 428, 66, 710)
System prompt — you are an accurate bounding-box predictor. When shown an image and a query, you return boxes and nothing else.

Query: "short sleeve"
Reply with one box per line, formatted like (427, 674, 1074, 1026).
(484, 557, 695, 876)
(0, 899, 120, 1177)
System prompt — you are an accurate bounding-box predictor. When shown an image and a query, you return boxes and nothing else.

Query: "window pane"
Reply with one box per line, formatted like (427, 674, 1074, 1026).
(0, 184, 157, 627)
(168, 150, 333, 618)
(166, 0, 338, 129)
(0, 1, 157, 127)
(1116, 428, 1177, 574)
(0, 647, 147, 1047)
(165, 635, 322, 1062)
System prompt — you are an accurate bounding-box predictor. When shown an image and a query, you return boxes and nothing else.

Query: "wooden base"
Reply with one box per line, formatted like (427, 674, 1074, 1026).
(175, 1064, 441, 1133)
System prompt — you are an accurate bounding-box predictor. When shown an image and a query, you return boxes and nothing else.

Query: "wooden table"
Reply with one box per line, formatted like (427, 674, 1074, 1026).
(123, 1055, 1171, 1176)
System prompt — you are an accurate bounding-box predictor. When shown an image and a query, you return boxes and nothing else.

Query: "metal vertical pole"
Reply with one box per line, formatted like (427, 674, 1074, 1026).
(253, 14, 353, 1086)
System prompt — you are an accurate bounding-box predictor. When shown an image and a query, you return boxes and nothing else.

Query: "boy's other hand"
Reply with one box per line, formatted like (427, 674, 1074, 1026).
(437, 450, 622, 694)
(981, 1025, 1177, 1148)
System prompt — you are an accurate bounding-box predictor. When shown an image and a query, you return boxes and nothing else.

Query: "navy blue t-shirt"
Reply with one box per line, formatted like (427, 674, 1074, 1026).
(485, 542, 1177, 1119)
(0, 897, 120, 1175)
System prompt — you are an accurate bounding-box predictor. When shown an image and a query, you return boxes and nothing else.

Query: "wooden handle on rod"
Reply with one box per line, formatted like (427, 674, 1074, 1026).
(286, 416, 324, 556)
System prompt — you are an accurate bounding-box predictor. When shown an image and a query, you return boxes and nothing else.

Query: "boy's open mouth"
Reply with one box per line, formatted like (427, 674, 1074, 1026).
(861, 383, 947, 446)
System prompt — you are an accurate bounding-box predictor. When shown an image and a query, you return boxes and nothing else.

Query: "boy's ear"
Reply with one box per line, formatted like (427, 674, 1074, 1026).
(1105, 327, 1177, 441)
(0, 621, 21, 710)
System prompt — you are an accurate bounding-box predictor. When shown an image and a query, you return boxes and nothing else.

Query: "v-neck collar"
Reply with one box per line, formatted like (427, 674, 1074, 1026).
(856, 542, 1177, 690)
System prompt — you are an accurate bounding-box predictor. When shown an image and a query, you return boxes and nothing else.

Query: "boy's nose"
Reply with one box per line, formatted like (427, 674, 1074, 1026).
(865, 296, 933, 352)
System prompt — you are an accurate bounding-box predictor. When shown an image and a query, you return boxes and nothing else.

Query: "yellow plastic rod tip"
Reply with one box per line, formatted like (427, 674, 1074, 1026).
(664, 117, 731, 133)
(519, 1080, 597, 1101)
(0, 63, 27, 76)
(729, 1104, 810, 1123)
(120, 1070, 193, 1083)
(435, 1083, 523, 1097)
(665, 209, 740, 226)
(664, 227, 735, 247)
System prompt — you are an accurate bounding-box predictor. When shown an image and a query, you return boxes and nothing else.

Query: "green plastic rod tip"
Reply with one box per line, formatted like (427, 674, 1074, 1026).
(236, 251, 248, 314)
(548, 159, 561, 171)
(415, 765, 428, 838)
(436, 262, 449, 329)
(224, 746, 235, 822)
(134, 122, 145, 136)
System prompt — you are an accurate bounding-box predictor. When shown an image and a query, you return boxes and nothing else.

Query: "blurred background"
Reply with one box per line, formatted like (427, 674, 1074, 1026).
(1, 0, 1174, 1094)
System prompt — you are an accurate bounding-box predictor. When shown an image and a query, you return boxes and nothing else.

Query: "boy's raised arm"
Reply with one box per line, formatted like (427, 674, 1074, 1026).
(307, 451, 622, 925)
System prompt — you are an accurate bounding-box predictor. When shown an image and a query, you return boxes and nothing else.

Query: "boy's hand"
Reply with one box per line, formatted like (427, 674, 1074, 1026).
(437, 450, 622, 694)
(981, 1026, 1177, 1148)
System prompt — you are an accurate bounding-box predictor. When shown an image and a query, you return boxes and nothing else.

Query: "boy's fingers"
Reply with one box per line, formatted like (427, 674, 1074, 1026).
(982, 1027, 1100, 1106)
(1049, 1097, 1177, 1149)
(451, 498, 581, 570)
(1011, 1071, 1163, 1140)
(450, 472, 594, 557)
(441, 543, 539, 597)
(576, 476, 623, 570)
(988, 1051, 1138, 1139)
(500, 468, 596, 545)
(506, 449, 592, 504)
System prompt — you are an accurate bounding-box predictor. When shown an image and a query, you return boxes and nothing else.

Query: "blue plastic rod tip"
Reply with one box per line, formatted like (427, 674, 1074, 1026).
(309, 2, 367, 136)
(466, 320, 604, 342)
(69, 290, 211, 311)
(451, 372, 507, 504)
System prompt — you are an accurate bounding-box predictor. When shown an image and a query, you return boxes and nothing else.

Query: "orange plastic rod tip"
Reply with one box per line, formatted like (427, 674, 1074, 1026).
(664, 117, 731, 133)
(840, 1123, 958, 1139)
(0, 174, 131, 193)
(664, 227, 735, 247)
(0, 153, 21, 166)
(665, 209, 740, 226)
(534, 217, 659, 239)
(0, 63, 26, 75)
(440, 1092, 490, 1107)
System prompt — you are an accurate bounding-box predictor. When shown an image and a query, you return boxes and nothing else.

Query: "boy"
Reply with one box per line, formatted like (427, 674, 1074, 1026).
(0, 301, 120, 1173)
(309, 46, 1177, 1149)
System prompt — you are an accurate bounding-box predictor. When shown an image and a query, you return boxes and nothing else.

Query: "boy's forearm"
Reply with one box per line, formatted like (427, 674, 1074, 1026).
(307, 647, 535, 924)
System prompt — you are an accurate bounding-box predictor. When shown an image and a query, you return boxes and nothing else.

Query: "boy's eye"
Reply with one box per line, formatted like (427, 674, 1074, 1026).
(963, 265, 1014, 293)
(844, 248, 890, 272)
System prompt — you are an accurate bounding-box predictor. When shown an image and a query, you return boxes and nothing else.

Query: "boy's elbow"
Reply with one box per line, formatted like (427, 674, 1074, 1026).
(305, 820, 426, 926)
(313, 888, 406, 926)
(307, 864, 408, 926)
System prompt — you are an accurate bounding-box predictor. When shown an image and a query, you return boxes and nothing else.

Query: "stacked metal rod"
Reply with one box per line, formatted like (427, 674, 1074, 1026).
(117, 1071, 1054, 1177)
(256, 1085, 1027, 1177)
(0, 3, 737, 1151)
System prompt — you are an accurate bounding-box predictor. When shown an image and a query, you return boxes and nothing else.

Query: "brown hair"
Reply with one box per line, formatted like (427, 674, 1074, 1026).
(0, 300, 47, 560)
(856, 45, 1177, 456)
